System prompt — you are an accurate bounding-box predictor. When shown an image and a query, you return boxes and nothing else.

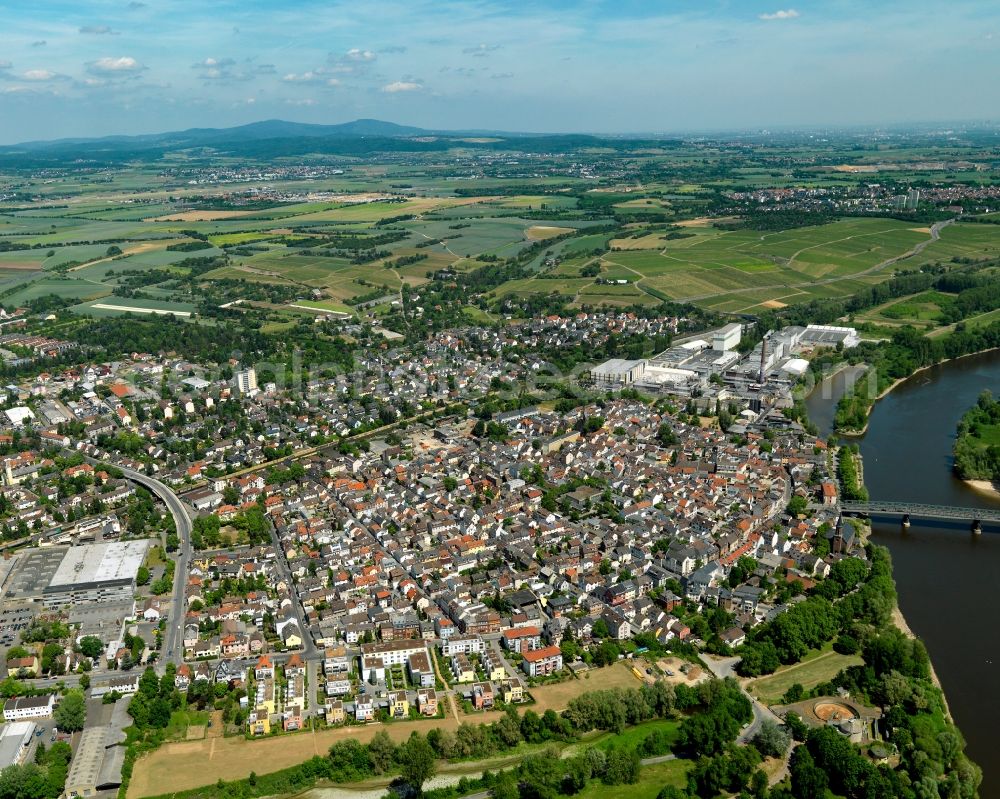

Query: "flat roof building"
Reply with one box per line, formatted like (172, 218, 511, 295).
(0, 722, 35, 769)
(591, 358, 646, 385)
(713, 323, 742, 352)
(43, 540, 150, 608)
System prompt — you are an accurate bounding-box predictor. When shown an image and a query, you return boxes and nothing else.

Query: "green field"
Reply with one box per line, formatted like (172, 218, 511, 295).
(575, 758, 689, 799)
(748, 645, 864, 704)
(70, 297, 197, 318)
(1, 136, 998, 320)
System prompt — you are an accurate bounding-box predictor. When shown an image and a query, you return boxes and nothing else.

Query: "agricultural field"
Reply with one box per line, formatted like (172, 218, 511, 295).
(69, 297, 196, 318)
(859, 290, 956, 328)
(2, 139, 999, 323)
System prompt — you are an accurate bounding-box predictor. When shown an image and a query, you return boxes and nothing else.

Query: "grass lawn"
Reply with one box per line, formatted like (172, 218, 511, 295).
(589, 719, 680, 753)
(164, 707, 210, 742)
(574, 758, 690, 799)
(748, 644, 863, 704)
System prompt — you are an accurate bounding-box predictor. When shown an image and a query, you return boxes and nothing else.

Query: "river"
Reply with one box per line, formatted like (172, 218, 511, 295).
(806, 351, 1000, 797)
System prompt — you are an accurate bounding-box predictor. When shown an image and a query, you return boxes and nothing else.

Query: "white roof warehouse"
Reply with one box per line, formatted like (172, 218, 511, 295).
(43, 540, 150, 609)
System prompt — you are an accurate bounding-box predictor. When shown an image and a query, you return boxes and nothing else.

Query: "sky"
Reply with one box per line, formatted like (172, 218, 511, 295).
(0, 0, 997, 143)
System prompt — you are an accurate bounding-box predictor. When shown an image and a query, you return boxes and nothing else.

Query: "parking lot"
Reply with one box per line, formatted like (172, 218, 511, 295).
(0, 603, 37, 661)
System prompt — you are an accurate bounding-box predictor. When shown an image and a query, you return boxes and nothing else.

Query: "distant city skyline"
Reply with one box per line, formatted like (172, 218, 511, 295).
(0, 0, 997, 144)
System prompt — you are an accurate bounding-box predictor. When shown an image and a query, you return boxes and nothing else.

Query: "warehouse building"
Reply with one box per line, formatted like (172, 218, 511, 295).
(42, 540, 150, 609)
(799, 324, 859, 349)
(0, 722, 36, 769)
(590, 358, 646, 385)
(64, 700, 130, 798)
(712, 323, 742, 352)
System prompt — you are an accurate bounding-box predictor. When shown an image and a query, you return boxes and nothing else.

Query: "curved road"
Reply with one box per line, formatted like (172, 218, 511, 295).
(88, 459, 193, 673)
(702, 654, 783, 744)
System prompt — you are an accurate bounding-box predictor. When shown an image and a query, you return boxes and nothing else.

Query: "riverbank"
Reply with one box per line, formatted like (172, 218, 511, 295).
(890, 605, 954, 724)
(965, 478, 1000, 499)
(836, 346, 1000, 437)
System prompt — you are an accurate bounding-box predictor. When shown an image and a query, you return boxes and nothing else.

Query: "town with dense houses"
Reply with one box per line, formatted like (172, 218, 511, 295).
(0, 300, 874, 797)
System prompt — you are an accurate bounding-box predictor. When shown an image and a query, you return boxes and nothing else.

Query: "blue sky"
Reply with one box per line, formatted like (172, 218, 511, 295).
(0, 0, 996, 143)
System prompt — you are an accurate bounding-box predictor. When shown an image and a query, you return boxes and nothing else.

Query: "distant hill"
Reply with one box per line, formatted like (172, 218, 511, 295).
(10, 118, 430, 151)
(0, 118, 678, 166)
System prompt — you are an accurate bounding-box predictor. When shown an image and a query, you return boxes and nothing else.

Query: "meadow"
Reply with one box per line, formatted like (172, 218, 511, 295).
(2, 147, 998, 322)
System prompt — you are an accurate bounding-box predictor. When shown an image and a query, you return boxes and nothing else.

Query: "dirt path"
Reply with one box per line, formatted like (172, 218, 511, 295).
(67, 241, 174, 273)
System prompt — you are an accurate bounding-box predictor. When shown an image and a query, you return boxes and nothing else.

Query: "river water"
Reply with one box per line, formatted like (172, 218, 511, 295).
(806, 351, 1000, 796)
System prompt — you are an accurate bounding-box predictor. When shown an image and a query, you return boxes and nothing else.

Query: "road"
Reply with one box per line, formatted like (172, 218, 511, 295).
(92, 460, 193, 674)
(701, 654, 783, 745)
(264, 515, 319, 661)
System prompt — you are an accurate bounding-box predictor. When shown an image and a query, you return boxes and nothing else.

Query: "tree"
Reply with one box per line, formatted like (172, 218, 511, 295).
(603, 747, 640, 785)
(368, 730, 397, 774)
(786, 495, 808, 517)
(751, 719, 790, 759)
(790, 746, 828, 799)
(491, 770, 520, 799)
(136, 565, 151, 586)
(54, 689, 86, 732)
(78, 636, 103, 659)
(398, 731, 436, 793)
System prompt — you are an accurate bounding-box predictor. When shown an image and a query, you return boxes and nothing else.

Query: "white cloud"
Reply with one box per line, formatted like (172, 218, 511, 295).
(0, 61, 11, 70)
(193, 57, 235, 80)
(22, 69, 58, 81)
(759, 9, 799, 20)
(326, 78, 341, 87)
(285, 98, 317, 106)
(282, 70, 325, 83)
(80, 25, 119, 35)
(382, 80, 422, 93)
(344, 48, 376, 62)
(89, 56, 143, 73)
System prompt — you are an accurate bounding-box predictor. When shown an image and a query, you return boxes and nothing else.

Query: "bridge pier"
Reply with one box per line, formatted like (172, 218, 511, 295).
(972, 519, 982, 535)
(902, 513, 910, 528)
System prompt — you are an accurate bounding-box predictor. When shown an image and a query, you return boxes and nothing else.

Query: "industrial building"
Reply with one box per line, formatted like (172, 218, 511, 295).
(799, 324, 860, 349)
(42, 540, 150, 609)
(0, 722, 36, 769)
(64, 700, 130, 798)
(712, 323, 742, 352)
(590, 358, 646, 385)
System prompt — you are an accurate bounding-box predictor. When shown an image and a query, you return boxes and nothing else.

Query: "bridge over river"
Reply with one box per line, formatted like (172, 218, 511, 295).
(840, 500, 1000, 527)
